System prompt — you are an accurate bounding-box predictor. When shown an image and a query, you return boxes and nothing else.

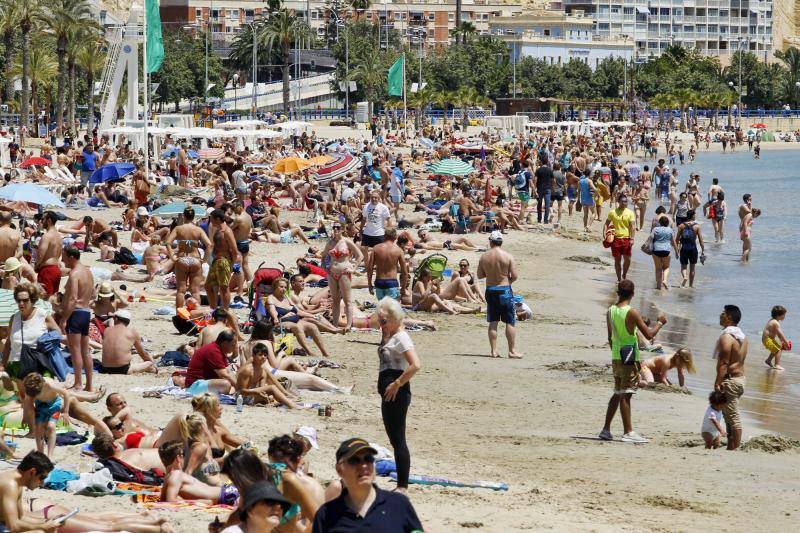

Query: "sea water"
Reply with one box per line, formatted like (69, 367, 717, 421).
(626, 148, 800, 438)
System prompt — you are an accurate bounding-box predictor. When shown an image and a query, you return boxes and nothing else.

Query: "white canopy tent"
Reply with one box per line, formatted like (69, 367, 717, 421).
(266, 121, 312, 136)
(216, 120, 270, 130)
(0, 137, 10, 169)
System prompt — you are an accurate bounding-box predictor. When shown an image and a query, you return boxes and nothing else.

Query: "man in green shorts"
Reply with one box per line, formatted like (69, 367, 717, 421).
(599, 280, 666, 443)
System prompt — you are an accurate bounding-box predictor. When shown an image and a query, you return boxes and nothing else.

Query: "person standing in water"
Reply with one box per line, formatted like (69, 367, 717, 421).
(739, 208, 760, 262)
(713, 305, 748, 450)
(477, 231, 521, 359)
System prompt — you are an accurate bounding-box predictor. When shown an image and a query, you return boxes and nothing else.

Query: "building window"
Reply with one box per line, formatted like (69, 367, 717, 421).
(195, 8, 202, 19)
(448, 13, 454, 21)
(544, 29, 550, 36)
(229, 9, 239, 20)
(244, 9, 254, 20)
(211, 9, 219, 19)
(427, 13, 435, 21)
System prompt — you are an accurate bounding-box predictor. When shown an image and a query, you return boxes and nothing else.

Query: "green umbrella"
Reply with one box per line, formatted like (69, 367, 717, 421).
(428, 158, 476, 176)
(761, 131, 775, 142)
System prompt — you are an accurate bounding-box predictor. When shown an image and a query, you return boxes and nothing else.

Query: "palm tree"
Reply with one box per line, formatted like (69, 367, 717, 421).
(352, 50, 384, 117)
(0, 0, 20, 104)
(649, 93, 674, 128)
(18, 0, 42, 131)
(454, 86, 480, 129)
(455, 0, 462, 36)
(408, 86, 435, 128)
(43, 0, 94, 134)
(453, 21, 477, 45)
(66, 25, 100, 134)
(673, 88, 696, 132)
(260, 9, 311, 116)
(12, 44, 57, 136)
(77, 37, 105, 133)
(433, 89, 455, 126)
(349, 0, 370, 20)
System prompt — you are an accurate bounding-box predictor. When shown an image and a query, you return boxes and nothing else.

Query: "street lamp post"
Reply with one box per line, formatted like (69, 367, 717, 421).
(795, 81, 800, 111)
(233, 73, 239, 110)
(205, 2, 213, 104)
(245, 21, 258, 117)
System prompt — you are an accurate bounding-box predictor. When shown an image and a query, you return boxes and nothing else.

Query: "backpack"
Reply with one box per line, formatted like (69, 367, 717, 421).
(99, 457, 164, 485)
(113, 247, 138, 265)
(514, 171, 527, 191)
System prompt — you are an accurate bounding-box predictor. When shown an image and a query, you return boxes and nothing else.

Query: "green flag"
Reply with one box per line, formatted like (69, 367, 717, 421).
(146, 0, 164, 73)
(388, 56, 403, 97)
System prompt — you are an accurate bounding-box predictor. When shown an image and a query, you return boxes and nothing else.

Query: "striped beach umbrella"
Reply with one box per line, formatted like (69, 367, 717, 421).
(428, 158, 476, 176)
(0, 289, 16, 327)
(197, 148, 225, 160)
(315, 154, 361, 183)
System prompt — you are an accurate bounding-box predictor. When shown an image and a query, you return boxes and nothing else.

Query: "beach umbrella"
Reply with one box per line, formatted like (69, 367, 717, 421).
(0, 289, 15, 327)
(162, 147, 199, 159)
(19, 157, 50, 169)
(89, 163, 136, 184)
(197, 148, 225, 160)
(306, 155, 335, 167)
(751, 123, 767, 129)
(150, 202, 208, 219)
(428, 158, 476, 176)
(314, 154, 361, 183)
(274, 157, 312, 174)
(0, 183, 65, 207)
(417, 138, 436, 149)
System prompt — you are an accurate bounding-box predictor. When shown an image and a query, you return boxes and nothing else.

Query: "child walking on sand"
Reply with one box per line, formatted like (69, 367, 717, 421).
(763, 305, 790, 370)
(702, 391, 727, 449)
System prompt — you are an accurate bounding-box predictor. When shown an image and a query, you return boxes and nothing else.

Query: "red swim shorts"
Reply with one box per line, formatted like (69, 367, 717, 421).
(36, 264, 63, 297)
(611, 237, 632, 258)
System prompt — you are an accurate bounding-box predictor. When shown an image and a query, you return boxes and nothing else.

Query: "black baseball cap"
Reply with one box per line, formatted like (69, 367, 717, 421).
(239, 481, 291, 521)
(336, 438, 378, 463)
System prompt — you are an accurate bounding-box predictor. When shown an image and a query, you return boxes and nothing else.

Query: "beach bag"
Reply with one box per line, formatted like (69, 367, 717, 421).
(113, 247, 138, 265)
(513, 171, 527, 191)
(17, 314, 58, 380)
(602, 223, 615, 249)
(576, 197, 582, 212)
(640, 232, 654, 255)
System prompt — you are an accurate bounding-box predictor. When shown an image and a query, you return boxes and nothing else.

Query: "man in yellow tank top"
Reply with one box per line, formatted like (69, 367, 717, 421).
(600, 280, 666, 443)
(605, 194, 636, 283)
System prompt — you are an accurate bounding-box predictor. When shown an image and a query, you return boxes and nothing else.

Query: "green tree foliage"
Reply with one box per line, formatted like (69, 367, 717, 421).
(151, 31, 224, 111)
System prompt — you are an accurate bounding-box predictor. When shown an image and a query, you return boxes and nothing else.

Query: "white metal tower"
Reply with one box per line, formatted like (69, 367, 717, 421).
(98, 7, 145, 131)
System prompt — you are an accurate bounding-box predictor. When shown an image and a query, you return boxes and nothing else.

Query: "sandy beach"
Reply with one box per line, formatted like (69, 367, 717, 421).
(12, 179, 796, 533)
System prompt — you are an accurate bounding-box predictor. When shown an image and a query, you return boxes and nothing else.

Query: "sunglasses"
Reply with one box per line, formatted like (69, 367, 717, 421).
(15, 298, 30, 304)
(111, 422, 124, 431)
(346, 454, 376, 466)
(459, 264, 468, 268)
(332, 226, 342, 231)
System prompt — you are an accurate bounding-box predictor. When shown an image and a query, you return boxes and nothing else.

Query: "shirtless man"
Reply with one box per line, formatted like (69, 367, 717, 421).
(477, 231, 521, 358)
(206, 210, 239, 309)
(457, 191, 486, 233)
(714, 304, 748, 450)
(100, 310, 158, 375)
(35, 211, 64, 299)
(196, 307, 242, 348)
(106, 393, 155, 434)
(58, 216, 118, 250)
(158, 441, 239, 505)
(177, 143, 189, 187)
(367, 228, 408, 301)
(0, 451, 60, 532)
(738, 193, 752, 223)
(236, 342, 297, 408)
(0, 212, 20, 265)
(230, 200, 253, 299)
(60, 247, 95, 391)
(92, 433, 166, 472)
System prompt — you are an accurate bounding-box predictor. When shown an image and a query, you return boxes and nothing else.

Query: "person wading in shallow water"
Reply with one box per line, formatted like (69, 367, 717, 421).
(599, 280, 666, 444)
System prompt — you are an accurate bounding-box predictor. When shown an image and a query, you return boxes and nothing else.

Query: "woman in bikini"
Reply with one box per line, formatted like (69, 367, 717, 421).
(266, 278, 334, 359)
(638, 347, 696, 388)
(175, 413, 224, 486)
(450, 258, 486, 303)
(321, 223, 363, 331)
(412, 269, 480, 314)
(740, 207, 761, 262)
(143, 234, 172, 281)
(165, 207, 211, 308)
(191, 393, 245, 456)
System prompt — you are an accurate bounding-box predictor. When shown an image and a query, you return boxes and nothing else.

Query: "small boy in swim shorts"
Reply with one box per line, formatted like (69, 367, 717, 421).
(763, 305, 789, 370)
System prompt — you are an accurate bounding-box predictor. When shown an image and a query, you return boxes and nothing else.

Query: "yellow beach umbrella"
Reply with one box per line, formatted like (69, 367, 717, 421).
(273, 157, 312, 174)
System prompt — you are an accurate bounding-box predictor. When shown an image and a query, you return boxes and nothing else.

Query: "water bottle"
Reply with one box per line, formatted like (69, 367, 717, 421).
(235, 394, 244, 413)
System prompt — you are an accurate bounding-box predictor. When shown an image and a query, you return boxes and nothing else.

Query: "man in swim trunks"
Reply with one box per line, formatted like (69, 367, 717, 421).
(35, 211, 64, 299)
(477, 231, 521, 359)
(367, 228, 408, 302)
(206, 209, 239, 309)
(230, 200, 254, 300)
(158, 440, 239, 504)
(714, 304, 748, 450)
(0, 451, 60, 532)
(100, 310, 158, 375)
(178, 143, 189, 187)
(60, 247, 95, 391)
(106, 393, 155, 434)
(605, 194, 636, 283)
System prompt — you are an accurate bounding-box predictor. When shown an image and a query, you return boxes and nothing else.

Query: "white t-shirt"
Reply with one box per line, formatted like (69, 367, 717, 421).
(9, 308, 48, 363)
(341, 186, 357, 203)
(701, 406, 723, 436)
(362, 202, 391, 237)
(378, 330, 414, 373)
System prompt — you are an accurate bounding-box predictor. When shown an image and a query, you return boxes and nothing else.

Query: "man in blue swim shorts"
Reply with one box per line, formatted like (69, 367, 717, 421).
(367, 229, 408, 302)
(477, 231, 522, 359)
(61, 247, 96, 391)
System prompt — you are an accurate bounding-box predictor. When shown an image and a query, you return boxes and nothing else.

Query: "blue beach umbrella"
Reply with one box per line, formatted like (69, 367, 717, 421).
(0, 183, 64, 207)
(150, 202, 208, 219)
(89, 163, 136, 184)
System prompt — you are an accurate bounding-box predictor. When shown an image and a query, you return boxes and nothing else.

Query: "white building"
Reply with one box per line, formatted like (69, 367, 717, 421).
(491, 12, 634, 69)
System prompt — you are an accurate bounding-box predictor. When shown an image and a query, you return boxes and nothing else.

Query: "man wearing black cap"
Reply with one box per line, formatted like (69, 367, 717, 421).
(312, 438, 423, 532)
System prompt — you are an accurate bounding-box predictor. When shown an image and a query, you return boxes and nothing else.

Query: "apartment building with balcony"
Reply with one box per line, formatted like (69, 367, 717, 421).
(490, 11, 634, 69)
(159, 0, 522, 55)
(555, 0, 773, 61)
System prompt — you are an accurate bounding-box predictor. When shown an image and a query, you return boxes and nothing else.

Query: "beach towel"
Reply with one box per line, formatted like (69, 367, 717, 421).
(139, 501, 237, 514)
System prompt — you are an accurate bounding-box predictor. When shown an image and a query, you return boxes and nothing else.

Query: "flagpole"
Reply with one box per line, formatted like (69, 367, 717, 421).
(402, 52, 407, 135)
(143, 2, 149, 180)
